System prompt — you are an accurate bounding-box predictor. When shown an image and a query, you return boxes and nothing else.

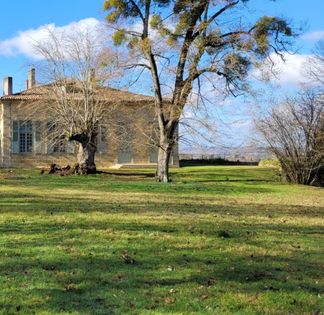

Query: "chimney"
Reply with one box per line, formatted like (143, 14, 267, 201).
(27, 68, 36, 89)
(3, 77, 13, 95)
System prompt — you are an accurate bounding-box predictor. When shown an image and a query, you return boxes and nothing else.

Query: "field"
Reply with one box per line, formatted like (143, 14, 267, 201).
(0, 166, 323, 314)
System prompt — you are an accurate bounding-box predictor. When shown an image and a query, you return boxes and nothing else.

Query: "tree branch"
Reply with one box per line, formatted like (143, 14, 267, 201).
(129, 0, 145, 24)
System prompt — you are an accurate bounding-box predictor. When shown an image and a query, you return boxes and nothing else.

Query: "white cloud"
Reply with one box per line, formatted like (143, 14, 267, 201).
(252, 52, 311, 86)
(301, 30, 324, 41)
(0, 18, 101, 59)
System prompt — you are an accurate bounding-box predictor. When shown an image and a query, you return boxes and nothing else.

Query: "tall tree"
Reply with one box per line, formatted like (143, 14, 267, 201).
(104, 0, 294, 182)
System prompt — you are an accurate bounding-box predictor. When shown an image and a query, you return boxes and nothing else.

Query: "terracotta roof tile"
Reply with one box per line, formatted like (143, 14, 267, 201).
(0, 83, 155, 103)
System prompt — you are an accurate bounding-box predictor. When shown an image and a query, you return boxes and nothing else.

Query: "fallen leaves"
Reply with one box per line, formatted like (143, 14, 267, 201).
(164, 297, 175, 304)
(122, 251, 136, 264)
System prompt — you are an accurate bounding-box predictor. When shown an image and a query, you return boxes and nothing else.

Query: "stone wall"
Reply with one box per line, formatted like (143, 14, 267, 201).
(0, 99, 179, 168)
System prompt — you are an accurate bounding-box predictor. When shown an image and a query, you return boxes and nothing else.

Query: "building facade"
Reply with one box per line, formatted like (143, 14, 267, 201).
(0, 69, 179, 169)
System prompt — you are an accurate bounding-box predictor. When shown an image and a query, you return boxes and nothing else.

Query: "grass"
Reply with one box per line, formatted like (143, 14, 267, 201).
(0, 166, 323, 315)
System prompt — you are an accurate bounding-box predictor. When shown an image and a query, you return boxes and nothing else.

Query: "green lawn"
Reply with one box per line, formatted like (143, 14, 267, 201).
(0, 166, 323, 315)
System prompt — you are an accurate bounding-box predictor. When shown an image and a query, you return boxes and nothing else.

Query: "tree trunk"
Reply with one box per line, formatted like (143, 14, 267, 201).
(156, 140, 173, 182)
(76, 141, 97, 174)
(156, 120, 179, 182)
(69, 132, 97, 174)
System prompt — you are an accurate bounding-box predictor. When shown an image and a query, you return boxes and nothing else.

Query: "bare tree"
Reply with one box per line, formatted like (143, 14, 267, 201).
(305, 39, 324, 86)
(33, 26, 118, 174)
(257, 90, 324, 186)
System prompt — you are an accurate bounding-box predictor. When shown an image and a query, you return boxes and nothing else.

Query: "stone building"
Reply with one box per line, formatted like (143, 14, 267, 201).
(0, 69, 179, 168)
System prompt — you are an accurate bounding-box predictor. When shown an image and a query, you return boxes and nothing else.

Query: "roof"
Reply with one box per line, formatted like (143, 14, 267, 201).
(0, 82, 155, 103)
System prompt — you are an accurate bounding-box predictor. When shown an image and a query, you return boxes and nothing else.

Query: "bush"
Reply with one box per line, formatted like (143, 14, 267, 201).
(257, 90, 324, 186)
(258, 159, 280, 168)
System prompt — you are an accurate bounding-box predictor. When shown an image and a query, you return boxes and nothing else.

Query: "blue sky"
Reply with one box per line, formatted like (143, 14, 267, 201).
(0, 0, 323, 90)
(0, 0, 104, 91)
(0, 0, 323, 148)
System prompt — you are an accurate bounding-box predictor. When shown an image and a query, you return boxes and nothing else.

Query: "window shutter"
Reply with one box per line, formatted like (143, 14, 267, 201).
(34, 121, 41, 154)
(117, 151, 133, 164)
(12, 121, 19, 153)
(26, 121, 33, 153)
(149, 148, 158, 163)
(46, 122, 54, 154)
(98, 125, 108, 154)
(67, 141, 75, 154)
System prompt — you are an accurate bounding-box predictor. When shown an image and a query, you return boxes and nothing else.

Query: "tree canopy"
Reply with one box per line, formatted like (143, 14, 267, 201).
(104, 0, 295, 181)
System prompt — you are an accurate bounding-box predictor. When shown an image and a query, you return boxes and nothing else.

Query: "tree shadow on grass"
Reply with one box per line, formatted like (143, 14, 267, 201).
(1, 240, 323, 314)
(99, 170, 156, 179)
(192, 179, 275, 183)
(0, 190, 322, 219)
(0, 166, 279, 187)
(0, 207, 322, 254)
(0, 169, 322, 313)
(0, 179, 277, 202)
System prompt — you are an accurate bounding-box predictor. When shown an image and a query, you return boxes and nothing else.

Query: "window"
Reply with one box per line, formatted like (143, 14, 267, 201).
(46, 122, 66, 153)
(12, 121, 33, 153)
(100, 125, 108, 143)
(98, 125, 108, 154)
(116, 121, 133, 163)
(54, 136, 67, 153)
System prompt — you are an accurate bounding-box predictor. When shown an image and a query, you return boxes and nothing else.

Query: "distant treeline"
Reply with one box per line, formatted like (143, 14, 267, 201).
(180, 158, 259, 167)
